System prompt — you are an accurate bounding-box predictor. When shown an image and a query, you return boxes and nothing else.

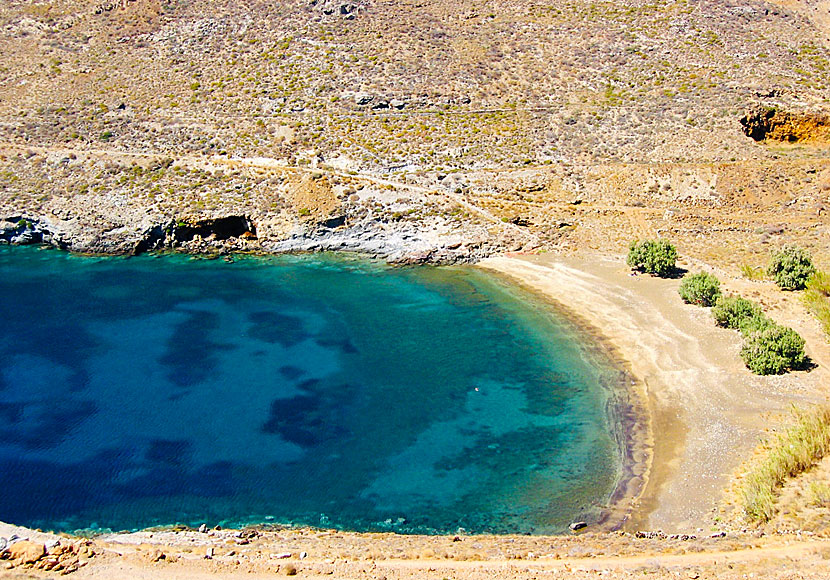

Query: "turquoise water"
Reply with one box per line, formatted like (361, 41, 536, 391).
(0, 246, 622, 535)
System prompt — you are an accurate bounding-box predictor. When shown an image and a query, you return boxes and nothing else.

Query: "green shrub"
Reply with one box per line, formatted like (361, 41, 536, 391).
(738, 313, 775, 337)
(768, 246, 815, 291)
(712, 295, 762, 329)
(740, 324, 806, 375)
(626, 239, 677, 277)
(678, 272, 721, 306)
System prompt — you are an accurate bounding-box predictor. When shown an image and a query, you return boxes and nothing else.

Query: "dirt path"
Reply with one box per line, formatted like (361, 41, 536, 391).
(65, 534, 830, 579)
(0, 141, 527, 234)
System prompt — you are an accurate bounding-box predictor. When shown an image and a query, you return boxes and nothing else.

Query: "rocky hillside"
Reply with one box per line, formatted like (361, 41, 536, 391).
(0, 0, 829, 264)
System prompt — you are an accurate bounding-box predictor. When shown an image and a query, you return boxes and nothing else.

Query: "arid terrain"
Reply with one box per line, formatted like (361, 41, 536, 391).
(1, 0, 829, 266)
(2, 0, 830, 578)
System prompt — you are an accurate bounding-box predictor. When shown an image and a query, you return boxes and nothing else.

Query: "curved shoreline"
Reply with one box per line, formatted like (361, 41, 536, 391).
(478, 257, 654, 532)
(478, 253, 830, 532)
(0, 247, 638, 538)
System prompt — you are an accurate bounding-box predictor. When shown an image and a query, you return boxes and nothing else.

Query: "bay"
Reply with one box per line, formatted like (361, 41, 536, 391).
(0, 246, 621, 535)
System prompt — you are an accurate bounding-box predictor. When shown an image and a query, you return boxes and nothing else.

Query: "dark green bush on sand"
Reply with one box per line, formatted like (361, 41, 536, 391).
(713, 294, 808, 375)
(768, 246, 815, 291)
(626, 239, 677, 277)
(712, 295, 762, 329)
(738, 313, 776, 337)
(741, 324, 807, 375)
(678, 272, 721, 306)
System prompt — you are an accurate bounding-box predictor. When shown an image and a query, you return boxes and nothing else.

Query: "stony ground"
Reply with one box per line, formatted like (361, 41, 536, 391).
(4, 522, 830, 579)
(1, 0, 829, 268)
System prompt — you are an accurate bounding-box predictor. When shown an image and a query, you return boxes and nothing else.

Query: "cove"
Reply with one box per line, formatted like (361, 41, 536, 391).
(0, 246, 623, 535)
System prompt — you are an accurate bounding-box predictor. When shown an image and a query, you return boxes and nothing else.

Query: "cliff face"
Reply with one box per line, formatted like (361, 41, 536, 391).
(741, 108, 830, 144)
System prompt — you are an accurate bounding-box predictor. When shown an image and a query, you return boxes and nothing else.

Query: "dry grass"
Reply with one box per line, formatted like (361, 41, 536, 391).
(809, 480, 830, 506)
(803, 271, 830, 341)
(740, 263, 765, 281)
(739, 406, 830, 522)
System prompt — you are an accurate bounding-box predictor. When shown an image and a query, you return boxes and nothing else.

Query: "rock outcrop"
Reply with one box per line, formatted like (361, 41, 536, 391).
(134, 215, 258, 254)
(741, 107, 830, 144)
(0, 217, 51, 246)
(0, 534, 93, 574)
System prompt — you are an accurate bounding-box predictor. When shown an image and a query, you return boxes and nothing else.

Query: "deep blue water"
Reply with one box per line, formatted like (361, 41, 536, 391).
(0, 246, 622, 535)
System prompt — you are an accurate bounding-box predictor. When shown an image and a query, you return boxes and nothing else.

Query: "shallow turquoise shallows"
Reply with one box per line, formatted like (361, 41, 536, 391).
(0, 246, 621, 535)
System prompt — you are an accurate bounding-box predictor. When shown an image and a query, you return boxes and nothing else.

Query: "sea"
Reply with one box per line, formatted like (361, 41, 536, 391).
(0, 246, 622, 535)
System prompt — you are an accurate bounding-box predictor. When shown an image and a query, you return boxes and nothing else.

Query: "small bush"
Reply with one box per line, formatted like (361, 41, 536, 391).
(740, 406, 830, 521)
(740, 324, 806, 375)
(712, 295, 762, 329)
(768, 246, 815, 290)
(678, 272, 721, 306)
(626, 239, 677, 277)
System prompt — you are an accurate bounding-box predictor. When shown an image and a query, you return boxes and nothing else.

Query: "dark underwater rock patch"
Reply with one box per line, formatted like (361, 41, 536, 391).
(261, 394, 350, 447)
(160, 311, 231, 387)
(247, 311, 309, 347)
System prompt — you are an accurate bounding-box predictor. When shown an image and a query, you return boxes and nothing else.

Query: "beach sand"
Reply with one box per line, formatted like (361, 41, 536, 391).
(478, 253, 830, 532)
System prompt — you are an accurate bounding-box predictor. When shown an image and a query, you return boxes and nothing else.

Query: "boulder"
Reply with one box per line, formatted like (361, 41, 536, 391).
(0, 220, 17, 235)
(354, 92, 373, 105)
(8, 540, 46, 564)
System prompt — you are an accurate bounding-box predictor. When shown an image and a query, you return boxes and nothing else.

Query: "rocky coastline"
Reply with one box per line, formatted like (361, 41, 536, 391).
(0, 211, 524, 264)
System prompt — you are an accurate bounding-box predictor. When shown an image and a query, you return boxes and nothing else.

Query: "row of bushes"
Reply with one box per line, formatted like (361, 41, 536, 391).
(679, 277, 808, 375)
(627, 239, 810, 375)
(716, 296, 806, 374)
(628, 239, 817, 293)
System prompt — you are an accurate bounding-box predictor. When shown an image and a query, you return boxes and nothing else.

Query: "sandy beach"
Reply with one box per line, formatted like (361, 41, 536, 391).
(479, 253, 830, 532)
